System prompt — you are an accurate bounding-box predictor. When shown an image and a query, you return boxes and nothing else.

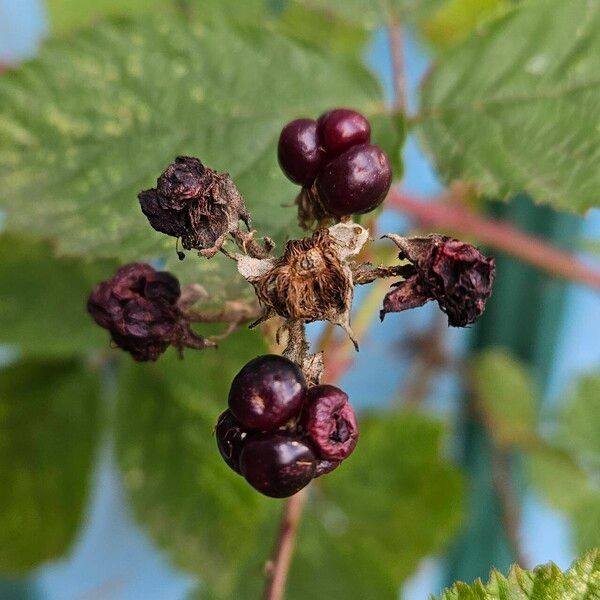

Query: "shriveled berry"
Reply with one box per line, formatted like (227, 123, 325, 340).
(380, 234, 496, 327)
(301, 384, 358, 461)
(316, 144, 391, 216)
(317, 108, 370, 156)
(315, 459, 340, 478)
(278, 119, 323, 186)
(228, 355, 307, 431)
(240, 433, 316, 498)
(215, 410, 250, 474)
(87, 263, 210, 361)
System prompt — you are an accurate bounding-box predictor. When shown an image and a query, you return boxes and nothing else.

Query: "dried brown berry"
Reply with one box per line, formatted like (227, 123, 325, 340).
(139, 156, 250, 258)
(237, 222, 369, 346)
(380, 234, 495, 327)
(300, 384, 358, 461)
(87, 263, 211, 361)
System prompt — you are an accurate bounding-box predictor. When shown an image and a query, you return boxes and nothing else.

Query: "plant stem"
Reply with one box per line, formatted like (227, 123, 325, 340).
(387, 12, 407, 114)
(388, 188, 600, 292)
(263, 488, 308, 600)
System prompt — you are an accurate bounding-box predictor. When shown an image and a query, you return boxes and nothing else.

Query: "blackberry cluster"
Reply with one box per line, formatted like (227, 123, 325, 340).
(278, 108, 392, 219)
(215, 355, 358, 497)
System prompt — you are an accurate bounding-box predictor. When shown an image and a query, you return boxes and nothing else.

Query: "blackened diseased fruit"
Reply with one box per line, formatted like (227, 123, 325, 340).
(317, 108, 370, 156)
(278, 119, 324, 186)
(139, 156, 250, 257)
(380, 234, 496, 327)
(228, 355, 307, 431)
(240, 433, 316, 498)
(215, 410, 250, 474)
(316, 144, 392, 216)
(87, 263, 211, 361)
(301, 384, 358, 460)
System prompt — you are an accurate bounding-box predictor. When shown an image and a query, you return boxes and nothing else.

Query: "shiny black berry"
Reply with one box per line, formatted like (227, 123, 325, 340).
(277, 119, 323, 186)
(301, 384, 358, 461)
(228, 354, 307, 431)
(316, 143, 392, 216)
(317, 108, 370, 156)
(215, 410, 249, 474)
(240, 433, 316, 498)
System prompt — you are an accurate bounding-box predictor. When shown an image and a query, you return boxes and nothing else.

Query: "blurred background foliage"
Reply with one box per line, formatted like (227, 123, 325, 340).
(0, 0, 599, 598)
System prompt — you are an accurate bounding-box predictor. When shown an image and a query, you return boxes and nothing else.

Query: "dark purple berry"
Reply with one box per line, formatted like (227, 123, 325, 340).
(316, 143, 392, 216)
(315, 459, 340, 478)
(301, 385, 358, 461)
(240, 433, 316, 498)
(277, 119, 324, 186)
(215, 410, 250, 474)
(317, 108, 370, 156)
(228, 355, 307, 431)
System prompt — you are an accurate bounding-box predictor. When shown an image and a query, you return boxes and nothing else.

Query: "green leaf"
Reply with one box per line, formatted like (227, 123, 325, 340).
(292, 0, 445, 29)
(0, 14, 399, 301)
(0, 360, 101, 573)
(115, 328, 276, 597)
(435, 548, 600, 599)
(418, 0, 600, 213)
(46, 0, 165, 32)
(472, 348, 538, 446)
(0, 235, 116, 357)
(423, 0, 510, 48)
(561, 373, 600, 469)
(528, 371, 600, 553)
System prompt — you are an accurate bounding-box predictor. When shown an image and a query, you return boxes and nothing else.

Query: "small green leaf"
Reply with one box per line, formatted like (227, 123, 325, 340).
(0, 14, 398, 300)
(0, 235, 116, 357)
(472, 348, 538, 447)
(435, 548, 600, 599)
(115, 329, 276, 597)
(418, 0, 600, 213)
(528, 371, 600, 553)
(423, 0, 510, 48)
(0, 360, 101, 574)
(561, 373, 600, 469)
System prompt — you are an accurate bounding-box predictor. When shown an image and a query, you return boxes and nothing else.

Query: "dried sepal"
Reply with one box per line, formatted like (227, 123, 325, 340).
(139, 156, 251, 258)
(295, 185, 330, 230)
(237, 223, 369, 347)
(87, 263, 214, 361)
(380, 234, 496, 327)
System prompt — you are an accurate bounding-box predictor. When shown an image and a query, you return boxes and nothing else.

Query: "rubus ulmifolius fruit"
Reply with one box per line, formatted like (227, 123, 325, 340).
(300, 384, 358, 461)
(228, 354, 307, 431)
(317, 108, 370, 156)
(239, 433, 316, 498)
(316, 143, 392, 217)
(277, 119, 323, 186)
(215, 410, 250, 475)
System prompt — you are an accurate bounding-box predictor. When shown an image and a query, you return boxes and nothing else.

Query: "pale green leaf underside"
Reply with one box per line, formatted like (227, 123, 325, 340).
(0, 14, 394, 298)
(435, 548, 600, 599)
(0, 360, 100, 574)
(418, 0, 600, 213)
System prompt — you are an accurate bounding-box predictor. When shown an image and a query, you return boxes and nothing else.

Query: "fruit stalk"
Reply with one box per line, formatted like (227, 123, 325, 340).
(263, 488, 308, 600)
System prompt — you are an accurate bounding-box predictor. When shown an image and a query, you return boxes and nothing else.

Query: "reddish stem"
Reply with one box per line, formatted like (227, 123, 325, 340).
(263, 489, 308, 600)
(388, 188, 600, 292)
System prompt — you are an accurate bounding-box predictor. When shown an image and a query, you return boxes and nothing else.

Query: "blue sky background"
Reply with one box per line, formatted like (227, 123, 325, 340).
(1, 1, 599, 598)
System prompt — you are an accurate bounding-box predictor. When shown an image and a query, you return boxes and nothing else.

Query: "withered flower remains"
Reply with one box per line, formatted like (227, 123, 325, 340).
(87, 263, 212, 361)
(237, 222, 368, 346)
(380, 234, 495, 327)
(139, 156, 250, 257)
